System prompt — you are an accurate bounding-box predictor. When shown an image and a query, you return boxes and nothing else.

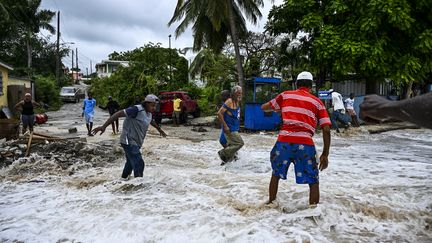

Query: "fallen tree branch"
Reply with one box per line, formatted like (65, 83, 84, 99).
(368, 125, 420, 134)
(33, 132, 61, 139)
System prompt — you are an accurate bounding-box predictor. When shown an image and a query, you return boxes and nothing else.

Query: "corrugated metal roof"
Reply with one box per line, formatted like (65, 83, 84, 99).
(0, 61, 13, 71)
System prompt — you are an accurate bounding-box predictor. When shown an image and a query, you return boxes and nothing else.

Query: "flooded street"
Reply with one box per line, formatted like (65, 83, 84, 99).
(0, 102, 431, 242)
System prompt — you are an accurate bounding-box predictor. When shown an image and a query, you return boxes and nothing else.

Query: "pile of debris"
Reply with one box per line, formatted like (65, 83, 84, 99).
(0, 138, 26, 166)
(0, 133, 123, 180)
(0, 132, 77, 167)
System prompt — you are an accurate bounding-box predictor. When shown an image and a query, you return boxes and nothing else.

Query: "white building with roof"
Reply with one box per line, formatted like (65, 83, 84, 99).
(95, 60, 129, 78)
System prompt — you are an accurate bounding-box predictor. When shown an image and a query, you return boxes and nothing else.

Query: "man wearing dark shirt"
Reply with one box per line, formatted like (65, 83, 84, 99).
(99, 96, 120, 134)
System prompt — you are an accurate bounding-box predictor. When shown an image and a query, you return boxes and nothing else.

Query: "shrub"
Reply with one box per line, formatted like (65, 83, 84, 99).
(34, 75, 62, 110)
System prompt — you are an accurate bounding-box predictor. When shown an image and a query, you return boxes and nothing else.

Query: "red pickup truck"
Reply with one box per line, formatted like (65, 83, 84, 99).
(155, 91, 200, 124)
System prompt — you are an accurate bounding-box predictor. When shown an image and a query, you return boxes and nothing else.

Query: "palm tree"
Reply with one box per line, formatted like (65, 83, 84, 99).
(189, 48, 216, 80)
(169, 0, 264, 90)
(15, 0, 55, 76)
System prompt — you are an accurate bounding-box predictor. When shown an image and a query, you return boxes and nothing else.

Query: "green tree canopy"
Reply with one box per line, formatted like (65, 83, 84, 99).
(91, 43, 190, 107)
(267, 0, 432, 85)
(169, 0, 265, 91)
(0, 0, 65, 78)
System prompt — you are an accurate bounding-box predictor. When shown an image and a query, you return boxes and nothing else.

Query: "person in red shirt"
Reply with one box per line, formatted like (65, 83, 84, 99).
(261, 71, 331, 205)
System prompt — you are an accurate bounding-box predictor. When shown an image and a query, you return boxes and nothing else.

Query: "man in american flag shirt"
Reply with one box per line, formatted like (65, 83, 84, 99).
(261, 71, 331, 206)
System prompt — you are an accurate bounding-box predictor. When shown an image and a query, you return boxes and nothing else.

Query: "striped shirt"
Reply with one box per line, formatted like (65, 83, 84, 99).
(270, 87, 331, 145)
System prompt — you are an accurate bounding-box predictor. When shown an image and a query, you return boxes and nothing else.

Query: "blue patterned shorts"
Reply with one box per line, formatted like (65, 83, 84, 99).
(270, 142, 319, 184)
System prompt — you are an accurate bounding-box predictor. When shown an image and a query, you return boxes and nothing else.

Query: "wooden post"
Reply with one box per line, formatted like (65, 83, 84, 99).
(25, 132, 33, 157)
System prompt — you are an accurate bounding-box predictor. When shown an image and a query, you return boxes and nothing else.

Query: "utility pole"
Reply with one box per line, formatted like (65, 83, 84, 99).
(56, 11, 60, 86)
(76, 47, 79, 82)
(168, 34, 172, 81)
(90, 61, 92, 75)
(86, 67, 88, 77)
(71, 49, 74, 81)
(75, 47, 79, 72)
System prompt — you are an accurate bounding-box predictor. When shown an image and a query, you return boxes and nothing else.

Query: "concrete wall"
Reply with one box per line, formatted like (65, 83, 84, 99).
(8, 77, 31, 88)
(332, 80, 366, 96)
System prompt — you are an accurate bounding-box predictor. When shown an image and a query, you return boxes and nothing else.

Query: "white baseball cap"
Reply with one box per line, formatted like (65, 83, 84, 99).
(144, 94, 159, 103)
(296, 71, 313, 81)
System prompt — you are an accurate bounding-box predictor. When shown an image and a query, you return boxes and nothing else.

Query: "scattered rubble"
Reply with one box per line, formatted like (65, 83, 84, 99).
(0, 137, 123, 180)
(68, 127, 78, 133)
(187, 116, 217, 126)
(191, 126, 208, 132)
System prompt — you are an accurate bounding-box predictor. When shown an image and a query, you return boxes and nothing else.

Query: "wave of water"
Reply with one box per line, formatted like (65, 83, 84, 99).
(0, 129, 431, 242)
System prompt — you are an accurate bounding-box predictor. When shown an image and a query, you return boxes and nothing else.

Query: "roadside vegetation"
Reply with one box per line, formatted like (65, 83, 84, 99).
(0, 0, 72, 111)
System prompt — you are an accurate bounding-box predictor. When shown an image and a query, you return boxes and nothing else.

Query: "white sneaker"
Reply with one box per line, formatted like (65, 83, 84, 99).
(120, 176, 130, 181)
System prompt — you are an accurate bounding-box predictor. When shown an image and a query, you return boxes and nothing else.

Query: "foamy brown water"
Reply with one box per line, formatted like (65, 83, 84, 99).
(1, 127, 431, 242)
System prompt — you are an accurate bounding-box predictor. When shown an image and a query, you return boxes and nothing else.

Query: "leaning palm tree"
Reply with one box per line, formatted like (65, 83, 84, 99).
(169, 0, 264, 90)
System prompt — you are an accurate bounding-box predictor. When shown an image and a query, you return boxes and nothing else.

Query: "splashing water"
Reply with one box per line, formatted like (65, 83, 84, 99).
(0, 129, 431, 242)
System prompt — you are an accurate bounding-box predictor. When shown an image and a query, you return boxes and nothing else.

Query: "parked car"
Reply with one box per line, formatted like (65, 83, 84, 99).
(155, 91, 200, 124)
(60, 87, 85, 103)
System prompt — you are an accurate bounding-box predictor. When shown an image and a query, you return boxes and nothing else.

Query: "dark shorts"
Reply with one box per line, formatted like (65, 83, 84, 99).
(21, 114, 35, 127)
(270, 141, 319, 184)
(172, 111, 181, 119)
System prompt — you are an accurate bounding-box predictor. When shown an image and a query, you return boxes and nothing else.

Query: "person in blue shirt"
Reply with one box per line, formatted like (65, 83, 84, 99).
(82, 92, 97, 136)
(217, 85, 244, 165)
(92, 94, 166, 180)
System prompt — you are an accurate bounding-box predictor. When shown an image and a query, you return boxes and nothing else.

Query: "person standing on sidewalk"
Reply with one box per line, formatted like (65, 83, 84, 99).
(14, 93, 40, 135)
(92, 94, 166, 180)
(261, 71, 331, 205)
(217, 85, 244, 165)
(82, 93, 97, 136)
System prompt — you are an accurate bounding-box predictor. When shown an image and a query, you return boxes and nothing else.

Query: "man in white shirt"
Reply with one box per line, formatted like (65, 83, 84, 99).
(330, 89, 350, 132)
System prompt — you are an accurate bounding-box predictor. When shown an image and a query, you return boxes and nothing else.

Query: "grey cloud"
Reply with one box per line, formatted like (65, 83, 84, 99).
(41, 0, 282, 71)
(49, 0, 176, 34)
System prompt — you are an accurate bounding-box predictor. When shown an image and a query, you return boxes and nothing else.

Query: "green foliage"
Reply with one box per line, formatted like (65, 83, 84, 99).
(0, 0, 57, 76)
(267, 0, 432, 85)
(168, 0, 259, 53)
(0, 0, 69, 109)
(169, 0, 265, 91)
(34, 75, 61, 110)
(197, 85, 223, 115)
(90, 43, 190, 108)
(238, 32, 280, 77)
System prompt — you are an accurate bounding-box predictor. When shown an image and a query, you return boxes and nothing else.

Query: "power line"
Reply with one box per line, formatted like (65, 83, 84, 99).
(49, 0, 72, 40)
(79, 52, 96, 63)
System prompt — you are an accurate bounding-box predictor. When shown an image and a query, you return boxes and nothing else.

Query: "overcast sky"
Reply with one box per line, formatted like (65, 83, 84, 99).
(40, 0, 283, 74)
